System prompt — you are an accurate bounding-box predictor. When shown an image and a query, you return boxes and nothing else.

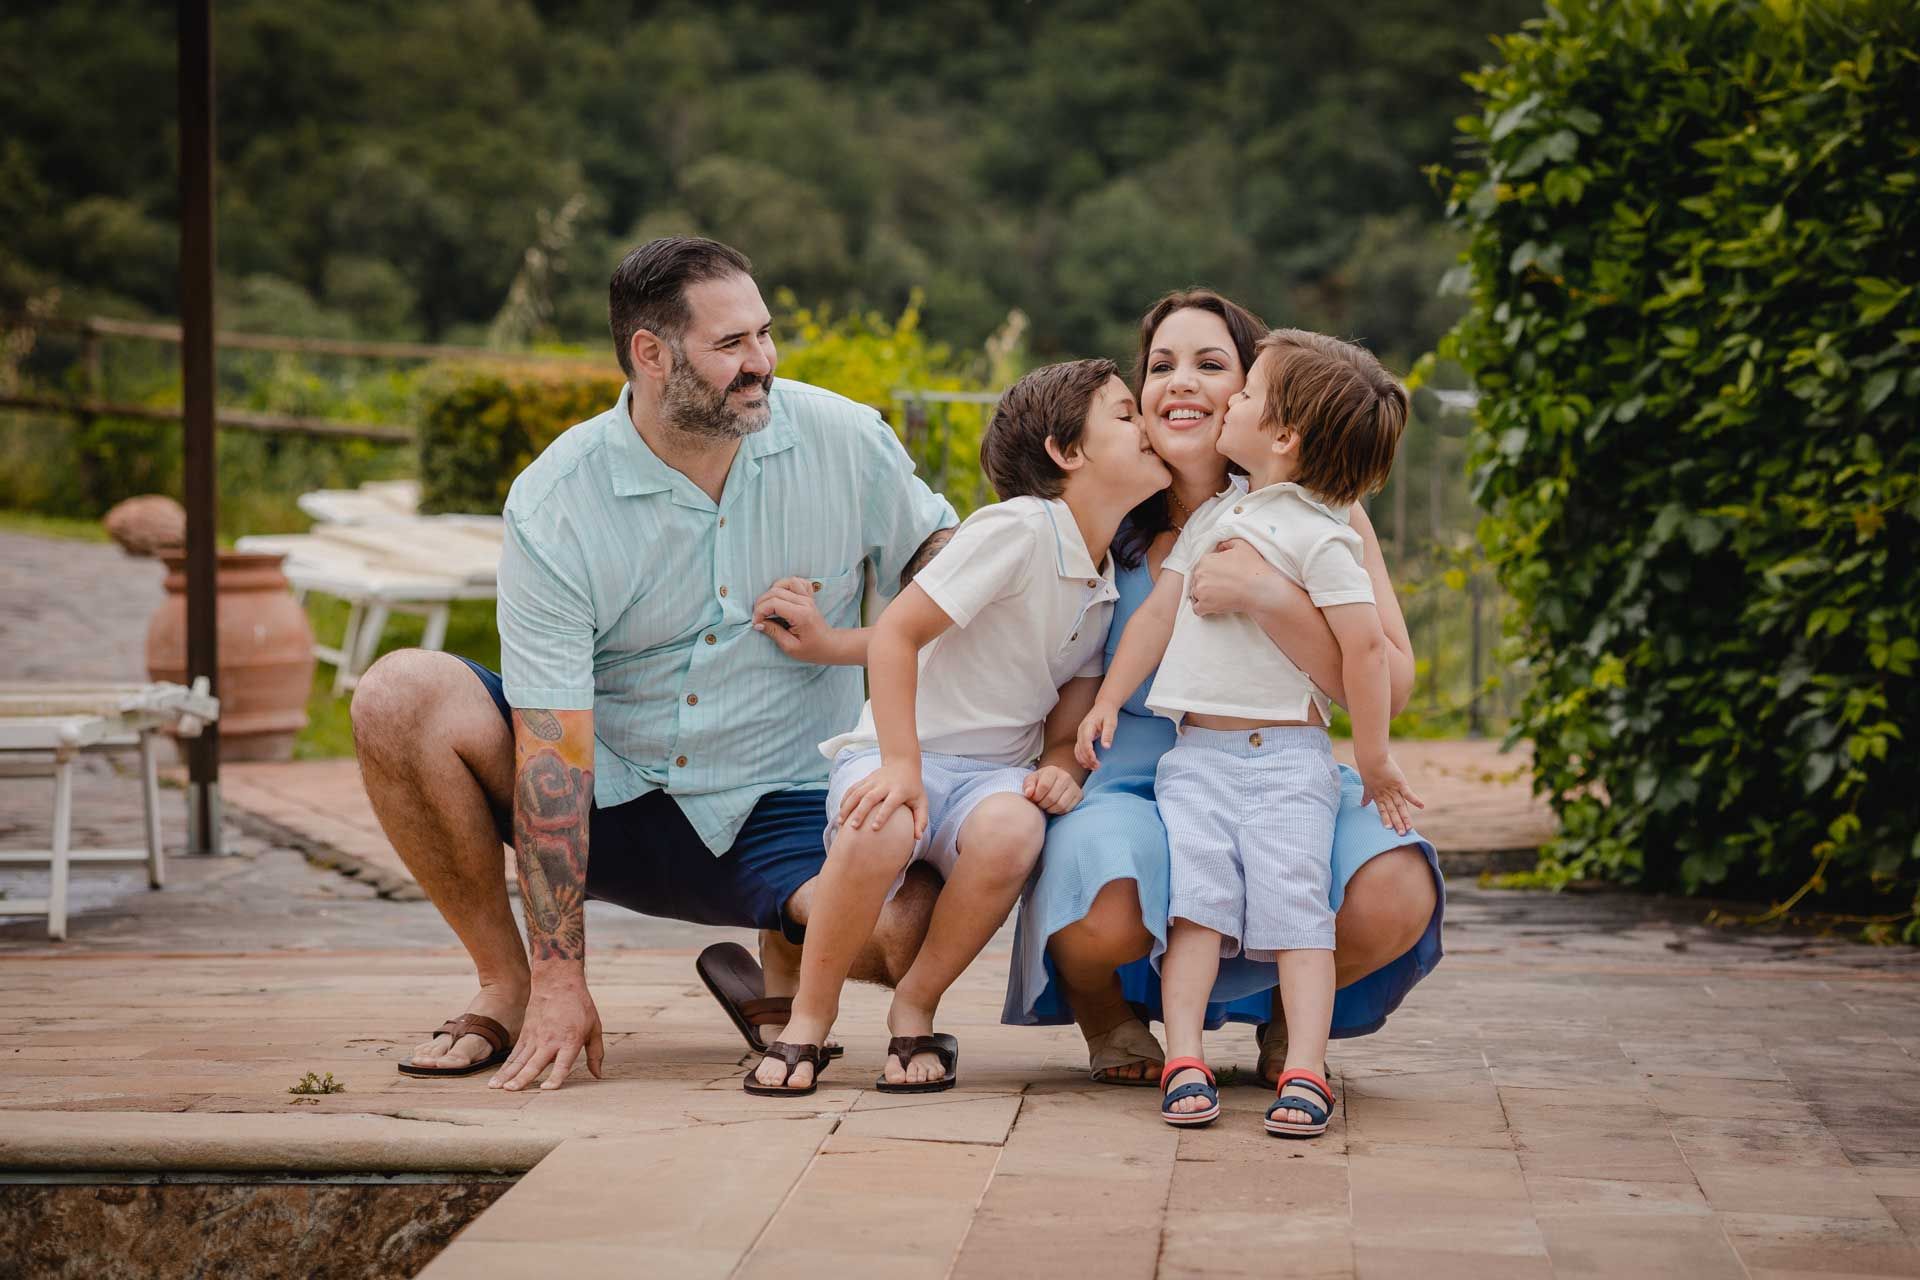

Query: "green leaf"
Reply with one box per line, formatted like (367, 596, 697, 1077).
(1861, 369, 1898, 412)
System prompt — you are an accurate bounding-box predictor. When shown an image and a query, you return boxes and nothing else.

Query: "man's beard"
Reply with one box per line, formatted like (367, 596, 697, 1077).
(661, 349, 773, 440)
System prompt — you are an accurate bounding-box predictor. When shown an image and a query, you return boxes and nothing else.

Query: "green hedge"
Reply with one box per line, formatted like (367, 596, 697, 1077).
(1439, 0, 1920, 935)
(416, 365, 623, 513)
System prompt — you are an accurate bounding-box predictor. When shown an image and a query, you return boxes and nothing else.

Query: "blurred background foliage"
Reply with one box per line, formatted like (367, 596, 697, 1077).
(0, 0, 1531, 362)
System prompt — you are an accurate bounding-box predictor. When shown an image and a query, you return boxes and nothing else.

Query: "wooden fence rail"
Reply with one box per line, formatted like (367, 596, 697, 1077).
(0, 392, 411, 444)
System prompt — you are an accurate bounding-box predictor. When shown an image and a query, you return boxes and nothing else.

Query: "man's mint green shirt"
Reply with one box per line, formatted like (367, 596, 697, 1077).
(498, 379, 955, 853)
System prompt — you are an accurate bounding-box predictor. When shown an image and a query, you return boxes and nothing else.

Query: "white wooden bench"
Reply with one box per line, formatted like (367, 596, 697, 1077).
(0, 680, 219, 940)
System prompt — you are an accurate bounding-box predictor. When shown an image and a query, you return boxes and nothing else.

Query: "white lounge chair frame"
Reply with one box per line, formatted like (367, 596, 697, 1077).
(0, 681, 219, 940)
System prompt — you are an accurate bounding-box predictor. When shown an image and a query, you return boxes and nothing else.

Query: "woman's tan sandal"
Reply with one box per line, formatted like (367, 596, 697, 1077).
(1087, 1017, 1165, 1086)
(396, 1013, 513, 1077)
(697, 942, 844, 1059)
(743, 1041, 829, 1096)
(1255, 1020, 1327, 1088)
(875, 1033, 959, 1093)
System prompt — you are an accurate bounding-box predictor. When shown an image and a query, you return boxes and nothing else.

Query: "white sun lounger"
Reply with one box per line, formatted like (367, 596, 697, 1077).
(237, 515, 503, 693)
(0, 680, 219, 940)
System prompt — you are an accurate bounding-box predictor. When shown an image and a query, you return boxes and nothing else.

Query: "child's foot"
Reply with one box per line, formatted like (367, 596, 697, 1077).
(1162, 1065, 1215, 1116)
(881, 996, 948, 1086)
(1272, 1081, 1322, 1126)
(1264, 1068, 1335, 1138)
(751, 1015, 830, 1091)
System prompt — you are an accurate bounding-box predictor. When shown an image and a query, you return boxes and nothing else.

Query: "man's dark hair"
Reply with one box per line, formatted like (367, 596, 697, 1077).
(608, 237, 754, 379)
(980, 358, 1119, 501)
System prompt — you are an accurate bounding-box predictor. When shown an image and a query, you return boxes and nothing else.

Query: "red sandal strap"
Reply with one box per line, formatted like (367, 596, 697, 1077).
(1158, 1056, 1215, 1087)
(1274, 1068, 1334, 1106)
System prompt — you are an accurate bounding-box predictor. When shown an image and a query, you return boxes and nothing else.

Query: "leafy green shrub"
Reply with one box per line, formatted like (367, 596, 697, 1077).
(415, 363, 621, 513)
(1439, 0, 1919, 934)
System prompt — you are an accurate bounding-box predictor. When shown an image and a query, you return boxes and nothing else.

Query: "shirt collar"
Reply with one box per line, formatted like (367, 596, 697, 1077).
(1238, 479, 1351, 525)
(1038, 498, 1119, 599)
(606, 382, 799, 499)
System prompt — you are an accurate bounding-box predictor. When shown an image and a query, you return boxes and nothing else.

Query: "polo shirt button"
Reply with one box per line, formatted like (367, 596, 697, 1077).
(676, 755, 688, 768)
(686, 693, 698, 706)
(1234, 505, 1245, 514)
(1249, 732, 1263, 747)
(1085, 578, 1098, 588)
(704, 633, 716, 645)
(1070, 632, 1078, 641)
(718, 586, 728, 598)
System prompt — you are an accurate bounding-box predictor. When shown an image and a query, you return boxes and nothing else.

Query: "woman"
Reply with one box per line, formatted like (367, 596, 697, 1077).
(1002, 289, 1444, 1085)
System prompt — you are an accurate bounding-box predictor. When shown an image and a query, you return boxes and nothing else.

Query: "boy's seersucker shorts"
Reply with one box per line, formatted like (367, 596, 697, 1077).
(824, 747, 1033, 899)
(1154, 724, 1342, 961)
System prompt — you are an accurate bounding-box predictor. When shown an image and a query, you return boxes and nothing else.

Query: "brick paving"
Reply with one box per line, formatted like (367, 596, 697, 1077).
(5, 529, 1920, 1277)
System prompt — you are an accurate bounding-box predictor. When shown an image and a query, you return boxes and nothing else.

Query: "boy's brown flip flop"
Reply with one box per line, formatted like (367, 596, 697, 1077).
(696, 941, 844, 1059)
(396, 1013, 513, 1077)
(874, 1033, 959, 1093)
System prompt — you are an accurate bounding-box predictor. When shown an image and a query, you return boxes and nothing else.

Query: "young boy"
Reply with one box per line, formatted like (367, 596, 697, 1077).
(1076, 329, 1423, 1136)
(747, 358, 1172, 1095)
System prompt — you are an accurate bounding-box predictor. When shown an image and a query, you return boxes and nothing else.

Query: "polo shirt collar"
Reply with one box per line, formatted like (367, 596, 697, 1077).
(1242, 479, 1351, 525)
(605, 382, 799, 500)
(1038, 498, 1119, 599)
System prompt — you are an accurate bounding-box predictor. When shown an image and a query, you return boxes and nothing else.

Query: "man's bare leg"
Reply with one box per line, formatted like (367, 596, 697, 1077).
(352, 649, 528, 1069)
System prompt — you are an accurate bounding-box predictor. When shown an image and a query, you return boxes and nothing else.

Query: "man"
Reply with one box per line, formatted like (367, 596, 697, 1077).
(351, 236, 956, 1090)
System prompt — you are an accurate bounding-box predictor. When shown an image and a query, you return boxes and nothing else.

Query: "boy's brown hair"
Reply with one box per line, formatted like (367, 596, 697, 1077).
(980, 358, 1120, 500)
(1256, 329, 1408, 507)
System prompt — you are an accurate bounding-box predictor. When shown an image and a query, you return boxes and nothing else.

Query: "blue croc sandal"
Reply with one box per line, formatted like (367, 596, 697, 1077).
(1265, 1068, 1335, 1138)
(1159, 1057, 1221, 1128)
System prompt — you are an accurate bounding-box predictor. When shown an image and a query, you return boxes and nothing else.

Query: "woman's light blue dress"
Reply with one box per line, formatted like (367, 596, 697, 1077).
(1003, 530, 1445, 1035)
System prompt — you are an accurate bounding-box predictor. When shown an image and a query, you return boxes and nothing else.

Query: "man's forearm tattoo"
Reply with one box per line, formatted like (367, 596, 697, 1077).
(513, 746, 591, 961)
(900, 527, 955, 588)
(519, 708, 564, 742)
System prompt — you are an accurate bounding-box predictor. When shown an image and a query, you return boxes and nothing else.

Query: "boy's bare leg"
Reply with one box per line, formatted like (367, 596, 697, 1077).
(885, 794, 1045, 1084)
(754, 866, 940, 1046)
(1272, 949, 1336, 1124)
(751, 809, 917, 1090)
(1159, 920, 1224, 1113)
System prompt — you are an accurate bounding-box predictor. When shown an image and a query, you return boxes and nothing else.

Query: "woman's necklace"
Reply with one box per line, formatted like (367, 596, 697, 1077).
(1167, 490, 1192, 530)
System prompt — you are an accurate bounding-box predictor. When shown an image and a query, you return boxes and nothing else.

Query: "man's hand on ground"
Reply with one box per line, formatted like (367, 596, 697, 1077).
(490, 971, 604, 1091)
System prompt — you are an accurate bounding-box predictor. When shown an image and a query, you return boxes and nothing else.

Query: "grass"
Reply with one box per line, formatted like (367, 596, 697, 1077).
(0, 508, 113, 542)
(295, 594, 500, 758)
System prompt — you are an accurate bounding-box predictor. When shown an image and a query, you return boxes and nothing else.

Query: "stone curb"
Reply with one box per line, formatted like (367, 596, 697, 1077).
(222, 805, 426, 901)
(0, 1112, 562, 1175)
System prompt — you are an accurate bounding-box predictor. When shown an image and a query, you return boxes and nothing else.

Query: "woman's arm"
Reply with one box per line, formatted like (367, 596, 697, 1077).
(1185, 506, 1414, 716)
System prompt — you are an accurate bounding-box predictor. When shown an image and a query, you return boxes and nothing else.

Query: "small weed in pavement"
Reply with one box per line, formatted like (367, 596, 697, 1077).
(289, 1071, 346, 1095)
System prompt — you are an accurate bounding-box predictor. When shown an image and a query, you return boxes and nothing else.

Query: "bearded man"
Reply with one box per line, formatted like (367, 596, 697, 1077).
(351, 237, 956, 1090)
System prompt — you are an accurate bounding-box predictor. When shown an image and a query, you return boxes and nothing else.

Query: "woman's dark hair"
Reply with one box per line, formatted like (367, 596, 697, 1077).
(1112, 288, 1268, 568)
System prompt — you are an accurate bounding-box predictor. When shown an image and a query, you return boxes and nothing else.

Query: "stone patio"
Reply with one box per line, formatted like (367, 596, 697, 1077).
(4, 526, 1920, 1277)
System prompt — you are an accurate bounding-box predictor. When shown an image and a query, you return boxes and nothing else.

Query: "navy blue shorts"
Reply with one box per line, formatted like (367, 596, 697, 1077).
(458, 657, 826, 943)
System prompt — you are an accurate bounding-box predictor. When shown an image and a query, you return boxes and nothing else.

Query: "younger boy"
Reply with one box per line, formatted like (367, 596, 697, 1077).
(1076, 329, 1423, 1136)
(747, 358, 1171, 1095)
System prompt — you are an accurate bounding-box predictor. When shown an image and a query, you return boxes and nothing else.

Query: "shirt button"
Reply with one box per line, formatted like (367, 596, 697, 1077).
(718, 586, 728, 598)
(704, 633, 716, 645)
(1234, 505, 1245, 514)
(1070, 632, 1078, 641)
(1086, 578, 1098, 588)
(675, 755, 688, 768)
(718, 516, 726, 528)
(810, 580, 822, 592)
(686, 693, 698, 706)
(1249, 732, 1263, 747)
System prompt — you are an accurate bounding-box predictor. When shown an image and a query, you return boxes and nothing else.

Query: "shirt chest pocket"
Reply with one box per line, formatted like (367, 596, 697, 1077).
(800, 566, 865, 627)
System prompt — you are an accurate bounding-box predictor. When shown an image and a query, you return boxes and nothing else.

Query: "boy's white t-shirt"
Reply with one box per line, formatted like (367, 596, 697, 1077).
(819, 495, 1117, 766)
(1145, 477, 1374, 726)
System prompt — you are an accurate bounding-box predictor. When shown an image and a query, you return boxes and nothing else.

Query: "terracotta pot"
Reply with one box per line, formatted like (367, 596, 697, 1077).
(146, 551, 317, 762)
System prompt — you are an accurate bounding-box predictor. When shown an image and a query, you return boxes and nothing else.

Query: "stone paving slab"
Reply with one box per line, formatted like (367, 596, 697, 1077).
(2, 916, 1918, 1277)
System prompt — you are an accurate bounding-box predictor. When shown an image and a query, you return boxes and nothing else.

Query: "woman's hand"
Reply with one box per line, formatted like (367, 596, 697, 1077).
(1187, 538, 1281, 617)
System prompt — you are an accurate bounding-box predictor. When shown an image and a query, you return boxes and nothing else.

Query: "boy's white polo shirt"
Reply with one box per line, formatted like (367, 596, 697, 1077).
(1146, 477, 1373, 727)
(820, 495, 1118, 767)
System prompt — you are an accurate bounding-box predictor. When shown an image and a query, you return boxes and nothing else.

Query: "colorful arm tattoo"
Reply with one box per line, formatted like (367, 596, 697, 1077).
(511, 709, 594, 962)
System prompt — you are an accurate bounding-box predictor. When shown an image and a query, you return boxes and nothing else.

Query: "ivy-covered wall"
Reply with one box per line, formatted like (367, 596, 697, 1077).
(1440, 0, 1919, 935)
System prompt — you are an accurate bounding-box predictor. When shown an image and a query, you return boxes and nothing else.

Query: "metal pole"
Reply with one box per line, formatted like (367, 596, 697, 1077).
(179, 0, 222, 854)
